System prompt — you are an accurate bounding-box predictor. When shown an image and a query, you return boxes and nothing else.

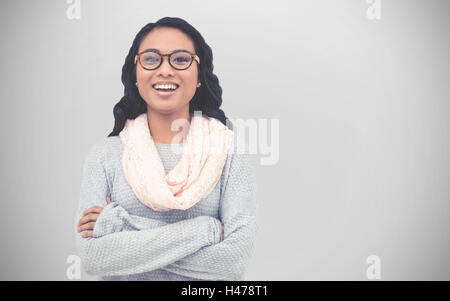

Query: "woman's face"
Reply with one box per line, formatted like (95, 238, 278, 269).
(136, 26, 199, 115)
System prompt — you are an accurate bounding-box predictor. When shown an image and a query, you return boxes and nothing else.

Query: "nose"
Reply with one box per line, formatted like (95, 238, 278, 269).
(157, 56, 175, 77)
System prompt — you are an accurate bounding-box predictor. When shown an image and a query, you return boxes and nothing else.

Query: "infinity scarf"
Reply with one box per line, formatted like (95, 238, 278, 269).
(119, 112, 234, 211)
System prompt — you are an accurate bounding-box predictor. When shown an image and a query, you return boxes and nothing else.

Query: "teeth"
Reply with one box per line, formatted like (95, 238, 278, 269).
(154, 84, 177, 90)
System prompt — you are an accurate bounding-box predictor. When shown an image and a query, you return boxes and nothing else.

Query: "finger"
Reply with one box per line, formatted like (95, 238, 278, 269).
(78, 222, 96, 232)
(78, 213, 100, 227)
(81, 231, 93, 238)
(106, 196, 111, 204)
(82, 206, 103, 216)
(77, 213, 97, 227)
(79, 208, 103, 226)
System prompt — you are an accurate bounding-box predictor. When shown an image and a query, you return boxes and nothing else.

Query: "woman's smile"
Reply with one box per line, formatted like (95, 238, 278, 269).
(152, 81, 180, 98)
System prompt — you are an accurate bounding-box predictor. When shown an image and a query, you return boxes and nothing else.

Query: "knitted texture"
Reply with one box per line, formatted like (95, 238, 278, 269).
(119, 112, 234, 211)
(74, 132, 258, 281)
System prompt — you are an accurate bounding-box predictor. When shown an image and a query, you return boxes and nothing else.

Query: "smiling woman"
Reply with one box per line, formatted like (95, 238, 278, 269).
(74, 17, 258, 281)
(134, 26, 201, 129)
(108, 17, 230, 144)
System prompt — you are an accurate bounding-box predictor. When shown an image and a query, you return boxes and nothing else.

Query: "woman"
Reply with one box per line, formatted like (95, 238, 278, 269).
(75, 17, 258, 281)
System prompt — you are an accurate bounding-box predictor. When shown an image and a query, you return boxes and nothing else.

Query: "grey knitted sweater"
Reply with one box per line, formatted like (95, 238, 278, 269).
(74, 133, 258, 281)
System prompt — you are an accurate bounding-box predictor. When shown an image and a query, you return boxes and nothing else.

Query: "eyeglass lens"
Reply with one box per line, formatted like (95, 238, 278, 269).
(140, 51, 193, 70)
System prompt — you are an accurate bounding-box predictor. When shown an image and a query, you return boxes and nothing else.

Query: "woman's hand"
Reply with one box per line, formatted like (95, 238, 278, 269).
(77, 196, 111, 238)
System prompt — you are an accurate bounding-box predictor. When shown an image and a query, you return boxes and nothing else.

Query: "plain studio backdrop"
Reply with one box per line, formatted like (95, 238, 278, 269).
(0, 0, 449, 280)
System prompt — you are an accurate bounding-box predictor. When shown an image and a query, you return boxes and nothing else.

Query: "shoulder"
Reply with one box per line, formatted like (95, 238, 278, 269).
(84, 136, 122, 166)
(86, 136, 121, 155)
(220, 130, 258, 200)
(227, 130, 257, 166)
(222, 130, 258, 180)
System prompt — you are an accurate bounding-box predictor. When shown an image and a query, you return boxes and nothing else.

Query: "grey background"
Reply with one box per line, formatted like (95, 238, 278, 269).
(0, 0, 449, 280)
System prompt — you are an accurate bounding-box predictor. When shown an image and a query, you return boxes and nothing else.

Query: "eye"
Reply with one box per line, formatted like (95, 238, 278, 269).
(174, 57, 189, 63)
(143, 56, 159, 62)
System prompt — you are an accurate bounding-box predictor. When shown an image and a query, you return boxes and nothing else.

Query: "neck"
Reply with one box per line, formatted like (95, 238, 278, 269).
(146, 107, 192, 144)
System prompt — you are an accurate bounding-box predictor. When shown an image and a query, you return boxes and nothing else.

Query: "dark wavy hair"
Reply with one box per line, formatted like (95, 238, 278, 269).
(108, 17, 233, 137)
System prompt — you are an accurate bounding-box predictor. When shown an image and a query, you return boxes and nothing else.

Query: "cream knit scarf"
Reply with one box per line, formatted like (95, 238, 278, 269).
(119, 112, 234, 211)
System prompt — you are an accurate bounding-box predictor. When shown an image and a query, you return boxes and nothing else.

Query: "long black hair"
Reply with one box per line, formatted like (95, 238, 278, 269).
(108, 17, 232, 137)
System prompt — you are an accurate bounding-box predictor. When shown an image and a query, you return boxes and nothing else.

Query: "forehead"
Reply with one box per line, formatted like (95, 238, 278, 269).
(138, 27, 195, 53)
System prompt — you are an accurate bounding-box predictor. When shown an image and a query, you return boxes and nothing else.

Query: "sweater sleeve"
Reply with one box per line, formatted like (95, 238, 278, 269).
(93, 140, 259, 280)
(92, 201, 224, 238)
(161, 147, 259, 280)
(91, 202, 170, 237)
(74, 139, 222, 277)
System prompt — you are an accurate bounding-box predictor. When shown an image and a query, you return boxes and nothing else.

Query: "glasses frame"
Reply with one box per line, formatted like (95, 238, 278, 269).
(134, 49, 200, 71)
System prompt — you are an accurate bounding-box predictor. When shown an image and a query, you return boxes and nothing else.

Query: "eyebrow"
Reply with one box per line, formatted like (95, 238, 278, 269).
(140, 48, 192, 54)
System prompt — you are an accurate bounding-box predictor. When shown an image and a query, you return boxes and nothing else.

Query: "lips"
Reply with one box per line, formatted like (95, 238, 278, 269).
(152, 82, 179, 97)
(152, 82, 179, 89)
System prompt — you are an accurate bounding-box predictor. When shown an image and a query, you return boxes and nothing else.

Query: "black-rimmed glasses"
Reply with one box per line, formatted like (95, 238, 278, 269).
(134, 49, 200, 71)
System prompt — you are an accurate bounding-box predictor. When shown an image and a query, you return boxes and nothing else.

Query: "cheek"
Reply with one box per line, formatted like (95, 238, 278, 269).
(136, 68, 153, 84)
(184, 70, 198, 86)
(183, 76, 197, 93)
(136, 70, 143, 84)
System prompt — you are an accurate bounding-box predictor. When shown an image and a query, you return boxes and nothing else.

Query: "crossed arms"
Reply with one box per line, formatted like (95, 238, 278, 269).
(74, 139, 258, 280)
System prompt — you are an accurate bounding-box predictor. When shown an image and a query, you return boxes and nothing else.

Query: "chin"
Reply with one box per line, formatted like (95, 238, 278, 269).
(150, 103, 183, 115)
